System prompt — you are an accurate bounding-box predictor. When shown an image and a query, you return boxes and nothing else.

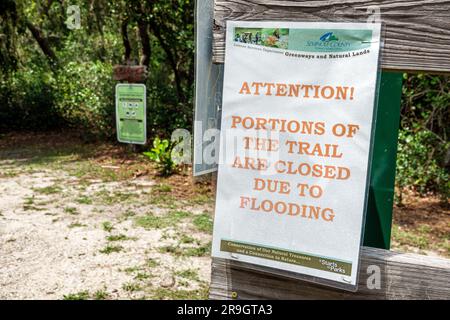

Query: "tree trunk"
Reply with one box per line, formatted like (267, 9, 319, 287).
(138, 22, 151, 67)
(149, 20, 184, 103)
(121, 18, 132, 64)
(26, 21, 57, 64)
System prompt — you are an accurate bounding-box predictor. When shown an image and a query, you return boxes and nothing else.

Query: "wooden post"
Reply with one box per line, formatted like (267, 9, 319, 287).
(210, 247, 450, 300)
(208, 0, 450, 299)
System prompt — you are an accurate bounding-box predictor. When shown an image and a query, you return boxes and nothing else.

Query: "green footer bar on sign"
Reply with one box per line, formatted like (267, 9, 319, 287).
(221, 240, 352, 276)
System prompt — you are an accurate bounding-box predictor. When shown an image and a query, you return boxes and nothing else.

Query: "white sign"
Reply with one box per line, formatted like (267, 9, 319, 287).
(212, 21, 382, 290)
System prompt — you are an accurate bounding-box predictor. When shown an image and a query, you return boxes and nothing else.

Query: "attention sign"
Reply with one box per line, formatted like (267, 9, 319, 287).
(115, 84, 147, 145)
(212, 21, 382, 290)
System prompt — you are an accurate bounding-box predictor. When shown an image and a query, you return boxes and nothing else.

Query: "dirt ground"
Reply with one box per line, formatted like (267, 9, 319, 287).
(392, 191, 449, 257)
(0, 132, 214, 300)
(0, 131, 448, 300)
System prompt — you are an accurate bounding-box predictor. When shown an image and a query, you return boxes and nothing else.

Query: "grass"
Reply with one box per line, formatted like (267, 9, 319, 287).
(150, 286, 209, 300)
(148, 193, 177, 208)
(147, 258, 160, 268)
(23, 196, 45, 211)
(152, 183, 172, 193)
(124, 266, 142, 274)
(122, 209, 136, 219)
(134, 272, 153, 281)
(122, 282, 141, 292)
(94, 190, 137, 205)
(102, 221, 114, 232)
(63, 289, 109, 300)
(392, 223, 450, 256)
(134, 210, 192, 230)
(179, 234, 197, 244)
(63, 291, 90, 300)
(68, 222, 86, 229)
(158, 241, 211, 257)
(193, 213, 214, 233)
(99, 245, 124, 254)
(63, 207, 78, 215)
(392, 224, 430, 249)
(33, 185, 62, 195)
(75, 196, 93, 205)
(93, 290, 109, 300)
(106, 234, 135, 242)
(184, 242, 211, 257)
(176, 269, 200, 281)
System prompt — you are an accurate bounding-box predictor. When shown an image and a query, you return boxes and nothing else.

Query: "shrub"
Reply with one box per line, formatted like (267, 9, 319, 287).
(52, 61, 114, 139)
(0, 67, 62, 132)
(143, 137, 177, 176)
(396, 129, 449, 203)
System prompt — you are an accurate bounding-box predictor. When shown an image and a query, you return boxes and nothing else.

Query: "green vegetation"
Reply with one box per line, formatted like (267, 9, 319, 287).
(93, 290, 109, 300)
(193, 213, 214, 233)
(68, 222, 86, 229)
(176, 269, 200, 281)
(75, 196, 93, 205)
(63, 289, 109, 300)
(134, 210, 191, 230)
(392, 223, 449, 256)
(63, 291, 90, 300)
(397, 74, 449, 203)
(33, 185, 62, 195)
(158, 241, 211, 257)
(147, 258, 160, 268)
(122, 282, 141, 293)
(152, 183, 173, 193)
(143, 138, 177, 176)
(106, 234, 135, 242)
(99, 245, 124, 254)
(150, 286, 209, 300)
(0, 0, 194, 139)
(63, 207, 78, 215)
(102, 221, 114, 232)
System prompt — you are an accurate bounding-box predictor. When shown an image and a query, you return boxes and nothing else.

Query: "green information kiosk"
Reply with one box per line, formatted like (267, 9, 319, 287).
(115, 84, 147, 145)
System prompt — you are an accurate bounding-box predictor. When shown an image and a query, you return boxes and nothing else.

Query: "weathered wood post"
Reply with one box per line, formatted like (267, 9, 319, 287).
(208, 0, 450, 300)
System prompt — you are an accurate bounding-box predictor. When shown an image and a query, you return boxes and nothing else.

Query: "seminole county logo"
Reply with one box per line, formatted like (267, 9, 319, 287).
(319, 32, 339, 42)
(290, 29, 373, 53)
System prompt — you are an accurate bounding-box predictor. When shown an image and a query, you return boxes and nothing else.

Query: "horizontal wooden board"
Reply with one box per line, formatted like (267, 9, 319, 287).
(210, 247, 450, 299)
(212, 0, 450, 73)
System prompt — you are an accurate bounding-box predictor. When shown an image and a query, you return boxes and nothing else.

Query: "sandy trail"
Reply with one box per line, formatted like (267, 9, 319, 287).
(0, 149, 213, 300)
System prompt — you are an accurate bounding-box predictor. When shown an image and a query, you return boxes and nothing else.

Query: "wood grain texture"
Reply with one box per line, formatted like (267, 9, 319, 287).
(210, 247, 450, 300)
(212, 0, 450, 73)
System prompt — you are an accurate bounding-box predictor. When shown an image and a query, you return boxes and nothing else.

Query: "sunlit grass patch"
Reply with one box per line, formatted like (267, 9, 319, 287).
(158, 241, 211, 257)
(33, 185, 62, 195)
(93, 290, 109, 300)
(63, 206, 79, 215)
(148, 193, 177, 209)
(102, 221, 114, 232)
(122, 282, 141, 292)
(106, 234, 136, 242)
(68, 222, 86, 229)
(75, 196, 93, 205)
(152, 183, 172, 193)
(150, 286, 209, 300)
(23, 196, 45, 211)
(134, 210, 192, 230)
(193, 213, 214, 233)
(63, 291, 90, 300)
(176, 269, 200, 282)
(99, 245, 124, 254)
(392, 224, 430, 250)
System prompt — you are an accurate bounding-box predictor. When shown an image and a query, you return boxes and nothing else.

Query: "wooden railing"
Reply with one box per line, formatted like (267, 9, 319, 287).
(209, 0, 450, 300)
